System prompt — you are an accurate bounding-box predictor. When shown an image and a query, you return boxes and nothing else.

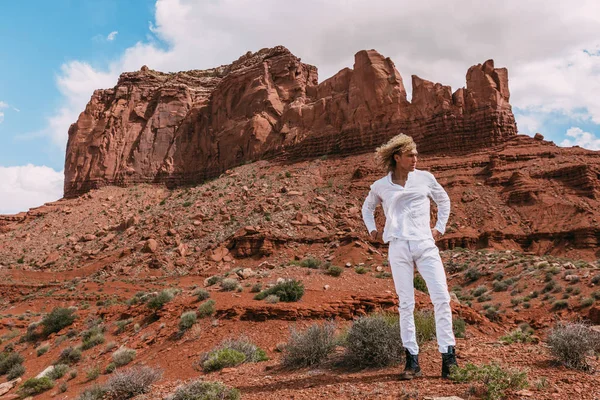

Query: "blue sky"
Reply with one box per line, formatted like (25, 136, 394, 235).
(1, 0, 600, 214)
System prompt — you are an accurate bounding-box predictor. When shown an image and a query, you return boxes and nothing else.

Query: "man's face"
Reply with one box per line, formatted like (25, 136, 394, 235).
(394, 149, 418, 171)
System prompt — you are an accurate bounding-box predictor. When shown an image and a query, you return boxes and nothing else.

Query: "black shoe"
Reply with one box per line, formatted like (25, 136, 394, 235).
(441, 345, 458, 379)
(399, 348, 422, 380)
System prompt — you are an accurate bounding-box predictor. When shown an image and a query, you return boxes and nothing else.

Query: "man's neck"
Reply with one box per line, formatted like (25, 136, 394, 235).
(391, 168, 410, 184)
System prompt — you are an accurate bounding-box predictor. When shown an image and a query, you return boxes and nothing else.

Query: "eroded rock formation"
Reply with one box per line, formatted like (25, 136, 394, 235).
(64, 46, 516, 197)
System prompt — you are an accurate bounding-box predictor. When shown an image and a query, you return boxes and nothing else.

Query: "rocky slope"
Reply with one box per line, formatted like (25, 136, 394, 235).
(64, 46, 516, 197)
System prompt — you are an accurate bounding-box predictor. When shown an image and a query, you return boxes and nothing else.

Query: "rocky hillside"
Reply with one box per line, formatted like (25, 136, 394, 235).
(64, 46, 516, 198)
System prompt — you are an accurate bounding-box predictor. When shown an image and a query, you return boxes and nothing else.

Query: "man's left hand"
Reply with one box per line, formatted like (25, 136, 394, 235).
(431, 228, 441, 240)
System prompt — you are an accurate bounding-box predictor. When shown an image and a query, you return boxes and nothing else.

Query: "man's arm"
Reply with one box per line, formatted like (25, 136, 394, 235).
(429, 173, 450, 235)
(361, 188, 382, 239)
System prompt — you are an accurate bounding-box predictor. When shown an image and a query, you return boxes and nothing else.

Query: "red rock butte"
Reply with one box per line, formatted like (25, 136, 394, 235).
(64, 46, 516, 197)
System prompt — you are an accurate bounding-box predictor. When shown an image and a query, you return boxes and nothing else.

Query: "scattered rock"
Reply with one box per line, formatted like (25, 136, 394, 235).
(143, 239, 158, 253)
(0, 378, 21, 396)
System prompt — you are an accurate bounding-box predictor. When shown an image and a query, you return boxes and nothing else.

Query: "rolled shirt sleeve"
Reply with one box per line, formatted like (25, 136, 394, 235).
(429, 174, 450, 234)
(362, 188, 382, 234)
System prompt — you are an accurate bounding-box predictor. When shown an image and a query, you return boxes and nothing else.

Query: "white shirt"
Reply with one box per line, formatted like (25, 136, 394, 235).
(361, 169, 450, 243)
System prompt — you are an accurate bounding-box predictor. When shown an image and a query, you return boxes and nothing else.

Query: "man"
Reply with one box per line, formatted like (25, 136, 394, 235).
(361, 133, 458, 380)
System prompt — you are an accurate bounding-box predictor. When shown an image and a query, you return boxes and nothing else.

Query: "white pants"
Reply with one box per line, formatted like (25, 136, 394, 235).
(388, 238, 455, 355)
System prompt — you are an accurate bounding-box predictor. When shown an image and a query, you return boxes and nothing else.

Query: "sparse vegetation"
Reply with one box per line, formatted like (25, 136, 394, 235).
(298, 257, 322, 269)
(413, 274, 428, 293)
(47, 363, 69, 380)
(282, 322, 336, 368)
(453, 317, 466, 338)
(202, 348, 246, 372)
(112, 347, 136, 367)
(179, 311, 197, 331)
(147, 290, 175, 310)
(194, 288, 211, 301)
(56, 346, 82, 365)
(342, 313, 403, 368)
(198, 299, 216, 318)
(414, 310, 436, 345)
(220, 278, 240, 291)
(169, 380, 241, 400)
(547, 322, 600, 370)
(0, 351, 24, 375)
(325, 265, 343, 277)
(201, 337, 267, 372)
(450, 362, 528, 400)
(254, 279, 304, 302)
(41, 307, 76, 337)
(465, 268, 481, 282)
(18, 376, 54, 397)
(104, 366, 162, 398)
(7, 363, 25, 379)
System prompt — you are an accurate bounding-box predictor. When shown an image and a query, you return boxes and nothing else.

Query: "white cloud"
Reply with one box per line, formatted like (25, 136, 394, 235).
(43, 0, 600, 150)
(107, 31, 118, 41)
(0, 165, 64, 215)
(0, 112, 4, 124)
(560, 127, 600, 150)
(0, 101, 8, 109)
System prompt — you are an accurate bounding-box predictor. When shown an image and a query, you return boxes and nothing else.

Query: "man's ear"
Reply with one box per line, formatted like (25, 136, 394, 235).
(393, 153, 401, 163)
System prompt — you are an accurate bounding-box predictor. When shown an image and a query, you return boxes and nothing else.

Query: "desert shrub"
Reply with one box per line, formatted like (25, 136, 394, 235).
(492, 281, 508, 292)
(220, 278, 240, 292)
(114, 319, 133, 334)
(37, 344, 50, 356)
(299, 257, 322, 269)
(205, 276, 222, 287)
(342, 313, 403, 368)
(465, 268, 481, 282)
(47, 363, 69, 380)
(41, 307, 76, 336)
(198, 299, 216, 318)
(254, 279, 304, 302)
(581, 298, 594, 307)
(414, 310, 435, 345)
(453, 317, 467, 338)
(250, 283, 262, 293)
(170, 379, 241, 400)
(147, 290, 174, 310)
(472, 285, 488, 297)
(547, 322, 600, 370)
(325, 265, 343, 277)
(105, 362, 116, 374)
(265, 295, 280, 304)
(354, 266, 368, 274)
(477, 293, 492, 302)
(86, 366, 100, 381)
(542, 280, 556, 293)
(500, 329, 533, 344)
(7, 363, 25, 379)
(413, 274, 428, 293)
(552, 300, 569, 310)
(0, 351, 24, 375)
(591, 273, 600, 285)
(493, 272, 504, 281)
(510, 297, 523, 306)
(282, 322, 336, 368)
(18, 377, 54, 397)
(77, 384, 107, 400)
(201, 349, 246, 372)
(179, 311, 197, 331)
(194, 288, 211, 301)
(104, 366, 162, 399)
(81, 327, 105, 350)
(112, 347, 136, 367)
(59, 382, 68, 393)
(450, 362, 528, 400)
(69, 369, 78, 380)
(56, 347, 82, 365)
(484, 306, 500, 321)
(219, 337, 268, 363)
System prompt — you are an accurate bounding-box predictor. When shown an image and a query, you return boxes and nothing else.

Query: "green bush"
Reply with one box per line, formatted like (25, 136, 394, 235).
(450, 362, 528, 400)
(282, 322, 336, 368)
(202, 349, 246, 372)
(265, 295, 280, 304)
(453, 317, 467, 338)
(147, 290, 175, 310)
(194, 288, 211, 301)
(56, 347, 82, 365)
(81, 328, 105, 350)
(220, 278, 240, 292)
(254, 279, 304, 302)
(413, 274, 428, 293)
(218, 337, 268, 363)
(552, 300, 568, 310)
(342, 313, 403, 368)
(500, 329, 533, 344)
(179, 311, 197, 331)
(77, 384, 106, 400)
(250, 283, 262, 293)
(465, 268, 481, 282)
(0, 351, 24, 375)
(104, 366, 162, 399)
(414, 310, 436, 345)
(492, 281, 508, 292)
(170, 379, 241, 400)
(299, 257, 322, 269)
(7, 363, 25, 379)
(205, 276, 222, 287)
(325, 265, 343, 277)
(114, 319, 133, 334)
(41, 307, 76, 336)
(47, 363, 69, 380)
(547, 322, 600, 370)
(37, 344, 50, 356)
(112, 347, 136, 367)
(19, 377, 55, 397)
(86, 366, 101, 381)
(581, 298, 594, 307)
(198, 299, 216, 318)
(472, 285, 488, 297)
(354, 266, 368, 274)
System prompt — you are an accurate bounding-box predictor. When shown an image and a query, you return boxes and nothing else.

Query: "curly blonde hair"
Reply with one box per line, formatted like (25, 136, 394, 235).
(375, 134, 417, 171)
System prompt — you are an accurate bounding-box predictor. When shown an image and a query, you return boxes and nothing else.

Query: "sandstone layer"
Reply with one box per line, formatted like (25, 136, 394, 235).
(64, 46, 516, 197)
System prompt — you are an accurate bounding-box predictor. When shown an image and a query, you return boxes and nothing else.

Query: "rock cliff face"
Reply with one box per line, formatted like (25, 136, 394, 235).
(64, 46, 516, 197)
